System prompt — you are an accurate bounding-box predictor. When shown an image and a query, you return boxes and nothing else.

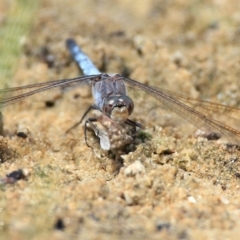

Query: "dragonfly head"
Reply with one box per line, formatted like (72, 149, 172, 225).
(102, 95, 134, 123)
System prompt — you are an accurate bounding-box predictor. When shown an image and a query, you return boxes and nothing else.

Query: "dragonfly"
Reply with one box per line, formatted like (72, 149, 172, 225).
(1, 39, 240, 151)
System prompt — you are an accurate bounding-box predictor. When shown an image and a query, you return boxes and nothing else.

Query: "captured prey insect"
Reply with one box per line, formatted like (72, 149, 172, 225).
(1, 39, 240, 151)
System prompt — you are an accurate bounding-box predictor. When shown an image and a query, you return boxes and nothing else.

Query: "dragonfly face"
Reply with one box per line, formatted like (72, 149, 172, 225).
(102, 94, 134, 123)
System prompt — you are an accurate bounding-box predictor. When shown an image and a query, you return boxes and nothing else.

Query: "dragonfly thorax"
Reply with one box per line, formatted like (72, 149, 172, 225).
(102, 95, 134, 123)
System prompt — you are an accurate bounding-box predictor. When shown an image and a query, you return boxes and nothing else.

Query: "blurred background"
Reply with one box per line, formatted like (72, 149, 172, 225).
(1, 1, 240, 239)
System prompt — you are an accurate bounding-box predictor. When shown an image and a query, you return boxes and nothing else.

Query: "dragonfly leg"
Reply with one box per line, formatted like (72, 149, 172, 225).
(65, 105, 99, 134)
(125, 118, 142, 136)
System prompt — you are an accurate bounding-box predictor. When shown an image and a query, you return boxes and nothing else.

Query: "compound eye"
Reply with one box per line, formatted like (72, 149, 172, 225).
(119, 96, 134, 115)
(103, 96, 119, 115)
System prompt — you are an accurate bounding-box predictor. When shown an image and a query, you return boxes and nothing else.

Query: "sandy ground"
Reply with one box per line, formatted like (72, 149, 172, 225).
(1, 0, 240, 239)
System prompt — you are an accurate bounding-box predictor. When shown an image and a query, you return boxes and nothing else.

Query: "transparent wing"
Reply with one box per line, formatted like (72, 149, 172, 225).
(0, 75, 101, 108)
(124, 76, 240, 145)
(157, 88, 240, 120)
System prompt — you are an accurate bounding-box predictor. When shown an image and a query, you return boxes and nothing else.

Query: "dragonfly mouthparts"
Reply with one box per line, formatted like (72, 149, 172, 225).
(110, 106, 130, 123)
